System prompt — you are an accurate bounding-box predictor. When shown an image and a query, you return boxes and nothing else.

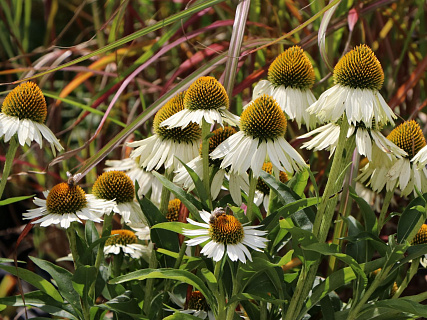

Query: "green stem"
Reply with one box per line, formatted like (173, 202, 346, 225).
(157, 243, 187, 320)
(113, 253, 123, 278)
(159, 169, 173, 215)
(260, 301, 268, 320)
(91, 0, 105, 48)
(88, 213, 113, 302)
(347, 265, 393, 320)
(214, 259, 226, 319)
(143, 244, 158, 316)
(225, 262, 241, 320)
(329, 150, 359, 273)
(378, 188, 394, 232)
(201, 119, 213, 209)
(392, 258, 419, 299)
(246, 170, 257, 222)
(0, 136, 19, 200)
(284, 119, 355, 320)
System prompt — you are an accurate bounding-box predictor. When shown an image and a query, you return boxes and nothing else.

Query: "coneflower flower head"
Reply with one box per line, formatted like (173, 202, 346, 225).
(174, 126, 248, 205)
(184, 208, 268, 263)
(167, 198, 181, 222)
(0, 82, 63, 153)
(252, 46, 317, 129)
(23, 179, 114, 229)
(307, 45, 396, 127)
(268, 46, 315, 90)
(187, 291, 210, 313)
(411, 224, 427, 268)
(129, 92, 201, 171)
(153, 92, 201, 143)
(387, 120, 426, 159)
(104, 229, 147, 259)
(93, 170, 142, 223)
(358, 121, 427, 195)
(160, 76, 239, 128)
(211, 94, 307, 177)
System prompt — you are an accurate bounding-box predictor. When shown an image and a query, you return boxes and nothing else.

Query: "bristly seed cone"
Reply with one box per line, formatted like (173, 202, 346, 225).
(1, 82, 47, 123)
(154, 92, 201, 142)
(268, 46, 315, 89)
(334, 44, 384, 91)
(105, 229, 138, 246)
(184, 76, 229, 111)
(257, 162, 288, 194)
(240, 95, 287, 140)
(187, 291, 210, 311)
(412, 224, 427, 245)
(92, 171, 135, 204)
(199, 126, 237, 167)
(209, 211, 244, 244)
(46, 182, 87, 215)
(386, 120, 426, 159)
(167, 199, 181, 222)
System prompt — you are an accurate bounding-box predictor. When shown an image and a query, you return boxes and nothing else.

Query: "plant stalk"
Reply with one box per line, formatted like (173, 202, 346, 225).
(201, 118, 213, 209)
(0, 136, 19, 200)
(143, 244, 158, 316)
(246, 170, 258, 221)
(284, 118, 355, 320)
(159, 169, 173, 215)
(378, 188, 394, 232)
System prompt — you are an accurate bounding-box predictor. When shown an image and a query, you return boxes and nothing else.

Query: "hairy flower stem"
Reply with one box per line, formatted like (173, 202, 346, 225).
(159, 170, 173, 215)
(378, 188, 395, 232)
(157, 243, 187, 320)
(246, 170, 257, 221)
(201, 119, 213, 209)
(214, 259, 226, 319)
(347, 265, 393, 320)
(143, 245, 158, 316)
(226, 262, 241, 320)
(329, 150, 359, 273)
(392, 258, 419, 299)
(284, 119, 355, 320)
(67, 225, 90, 320)
(88, 213, 113, 302)
(0, 136, 19, 200)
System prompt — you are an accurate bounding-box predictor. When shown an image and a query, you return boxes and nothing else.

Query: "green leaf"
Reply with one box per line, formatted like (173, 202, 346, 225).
(30, 257, 81, 315)
(0, 194, 34, 206)
(100, 291, 145, 319)
(0, 264, 63, 302)
(349, 186, 377, 234)
(227, 293, 286, 305)
(397, 195, 426, 243)
(0, 291, 78, 319)
(85, 220, 100, 246)
(22, 0, 227, 81)
(152, 171, 203, 219)
(283, 224, 320, 266)
(300, 257, 386, 317)
(200, 268, 218, 296)
(287, 168, 309, 198)
(137, 195, 179, 267)
(72, 265, 97, 300)
(177, 158, 209, 209)
(303, 242, 367, 287)
(163, 312, 201, 320)
(110, 268, 215, 311)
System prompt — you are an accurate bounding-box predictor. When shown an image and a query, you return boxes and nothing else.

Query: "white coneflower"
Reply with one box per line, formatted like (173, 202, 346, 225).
(299, 122, 406, 161)
(252, 46, 317, 129)
(168, 290, 215, 320)
(0, 82, 63, 154)
(128, 92, 201, 171)
(92, 170, 142, 223)
(358, 120, 427, 196)
(254, 162, 288, 209)
(23, 180, 114, 229)
(183, 208, 268, 263)
(211, 95, 307, 178)
(105, 158, 163, 205)
(160, 77, 239, 128)
(307, 45, 396, 127)
(173, 126, 249, 205)
(412, 224, 427, 268)
(104, 229, 148, 259)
